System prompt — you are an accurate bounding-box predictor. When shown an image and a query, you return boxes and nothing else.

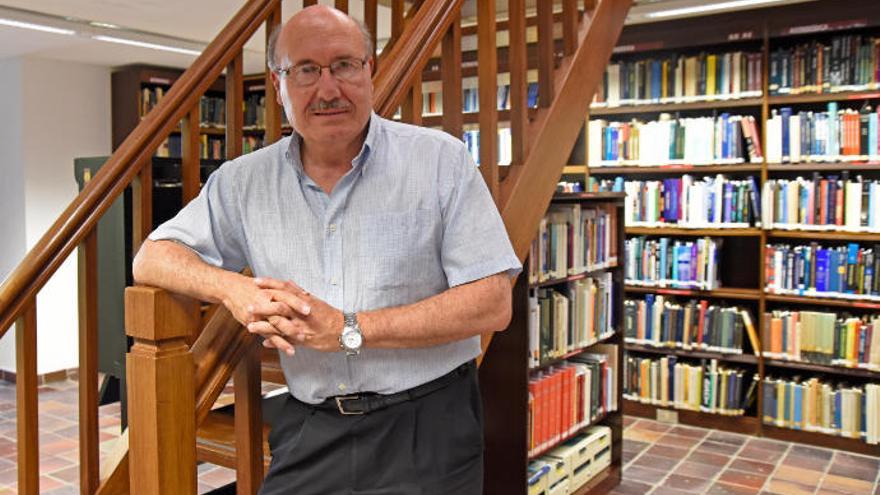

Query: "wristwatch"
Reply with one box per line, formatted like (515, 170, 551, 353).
(339, 312, 363, 356)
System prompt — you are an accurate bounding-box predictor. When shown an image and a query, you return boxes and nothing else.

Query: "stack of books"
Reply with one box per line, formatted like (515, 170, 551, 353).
(769, 34, 880, 95)
(766, 103, 880, 163)
(764, 242, 880, 299)
(625, 236, 722, 290)
(763, 310, 880, 370)
(761, 174, 880, 232)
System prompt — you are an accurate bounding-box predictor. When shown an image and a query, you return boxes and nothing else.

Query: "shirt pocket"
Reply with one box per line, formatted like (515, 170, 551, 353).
(357, 209, 434, 290)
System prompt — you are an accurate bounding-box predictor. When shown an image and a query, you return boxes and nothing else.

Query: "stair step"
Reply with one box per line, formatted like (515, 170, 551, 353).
(197, 409, 271, 470)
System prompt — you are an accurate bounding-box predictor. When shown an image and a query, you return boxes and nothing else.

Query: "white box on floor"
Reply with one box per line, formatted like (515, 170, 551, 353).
(528, 461, 551, 495)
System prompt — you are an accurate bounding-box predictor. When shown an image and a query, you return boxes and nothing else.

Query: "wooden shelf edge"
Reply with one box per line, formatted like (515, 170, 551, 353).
(589, 97, 763, 116)
(531, 332, 620, 373)
(768, 90, 880, 105)
(764, 293, 880, 310)
(763, 358, 880, 379)
(767, 162, 880, 172)
(625, 286, 763, 300)
(588, 164, 762, 175)
(623, 399, 760, 435)
(625, 343, 758, 365)
(765, 229, 880, 242)
(530, 263, 619, 289)
(626, 226, 762, 237)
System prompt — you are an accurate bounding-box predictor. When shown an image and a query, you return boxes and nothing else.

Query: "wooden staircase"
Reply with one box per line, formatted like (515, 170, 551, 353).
(0, 0, 631, 493)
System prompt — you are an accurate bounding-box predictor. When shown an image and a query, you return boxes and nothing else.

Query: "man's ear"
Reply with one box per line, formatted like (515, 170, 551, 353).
(270, 70, 284, 106)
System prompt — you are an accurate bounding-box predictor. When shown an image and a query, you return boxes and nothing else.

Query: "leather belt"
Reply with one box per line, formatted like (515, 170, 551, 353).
(314, 360, 474, 415)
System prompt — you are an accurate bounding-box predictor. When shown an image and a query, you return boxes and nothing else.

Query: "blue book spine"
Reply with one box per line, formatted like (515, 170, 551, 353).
(720, 113, 730, 159)
(847, 243, 859, 294)
(613, 176, 624, 192)
(652, 60, 662, 100)
(645, 294, 655, 341)
(724, 182, 734, 223)
(660, 238, 669, 282)
(833, 391, 842, 431)
(671, 243, 680, 283)
(793, 384, 803, 430)
(816, 249, 829, 292)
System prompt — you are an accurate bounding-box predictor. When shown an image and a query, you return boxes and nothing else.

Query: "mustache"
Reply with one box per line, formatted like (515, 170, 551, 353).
(309, 99, 352, 112)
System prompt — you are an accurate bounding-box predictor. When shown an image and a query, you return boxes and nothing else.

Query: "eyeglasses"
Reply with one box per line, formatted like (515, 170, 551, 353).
(275, 57, 368, 87)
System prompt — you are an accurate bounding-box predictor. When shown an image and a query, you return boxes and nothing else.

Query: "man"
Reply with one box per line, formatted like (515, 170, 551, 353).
(132, 5, 520, 494)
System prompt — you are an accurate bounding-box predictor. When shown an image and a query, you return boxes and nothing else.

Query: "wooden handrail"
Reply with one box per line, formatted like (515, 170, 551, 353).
(0, 0, 280, 336)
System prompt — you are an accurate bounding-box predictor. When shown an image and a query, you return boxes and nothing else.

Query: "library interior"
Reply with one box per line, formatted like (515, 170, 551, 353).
(1, 0, 880, 494)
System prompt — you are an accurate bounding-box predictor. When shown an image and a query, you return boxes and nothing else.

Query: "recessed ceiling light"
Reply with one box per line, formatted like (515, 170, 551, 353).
(92, 35, 201, 56)
(0, 18, 75, 35)
(647, 0, 788, 18)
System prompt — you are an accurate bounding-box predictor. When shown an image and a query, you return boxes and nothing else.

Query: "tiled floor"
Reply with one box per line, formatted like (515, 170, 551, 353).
(614, 416, 880, 495)
(2, 377, 879, 494)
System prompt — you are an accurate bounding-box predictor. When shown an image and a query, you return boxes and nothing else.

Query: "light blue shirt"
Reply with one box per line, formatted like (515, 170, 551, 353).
(149, 113, 521, 403)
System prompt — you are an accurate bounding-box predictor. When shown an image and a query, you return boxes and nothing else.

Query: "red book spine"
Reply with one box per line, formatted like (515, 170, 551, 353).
(697, 299, 708, 347)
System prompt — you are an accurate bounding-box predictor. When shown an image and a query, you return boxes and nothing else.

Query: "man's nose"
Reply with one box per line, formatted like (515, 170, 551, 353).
(314, 67, 342, 98)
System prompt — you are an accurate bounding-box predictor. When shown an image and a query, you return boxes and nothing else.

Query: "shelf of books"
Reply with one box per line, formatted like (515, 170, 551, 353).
(558, 0, 880, 456)
(480, 193, 625, 495)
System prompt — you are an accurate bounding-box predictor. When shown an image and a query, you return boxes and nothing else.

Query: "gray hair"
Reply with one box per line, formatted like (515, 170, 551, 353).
(266, 14, 374, 71)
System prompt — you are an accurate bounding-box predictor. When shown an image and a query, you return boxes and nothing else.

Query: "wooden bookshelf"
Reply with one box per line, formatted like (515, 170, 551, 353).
(532, 332, 618, 372)
(625, 286, 763, 301)
(577, 0, 880, 458)
(589, 97, 763, 116)
(421, 108, 539, 127)
(530, 265, 618, 289)
(625, 343, 759, 366)
(586, 164, 762, 175)
(481, 193, 625, 495)
(623, 399, 761, 435)
(626, 226, 762, 237)
(765, 229, 880, 242)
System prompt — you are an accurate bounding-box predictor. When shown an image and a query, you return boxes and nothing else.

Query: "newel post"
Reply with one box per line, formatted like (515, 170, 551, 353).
(125, 286, 200, 495)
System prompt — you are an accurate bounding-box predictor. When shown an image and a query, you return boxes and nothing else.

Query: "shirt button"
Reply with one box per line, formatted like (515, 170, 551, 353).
(338, 383, 346, 391)
(330, 278, 338, 286)
(328, 223, 337, 233)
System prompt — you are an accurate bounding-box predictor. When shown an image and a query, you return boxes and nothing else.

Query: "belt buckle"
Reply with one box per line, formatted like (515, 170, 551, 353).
(335, 395, 364, 415)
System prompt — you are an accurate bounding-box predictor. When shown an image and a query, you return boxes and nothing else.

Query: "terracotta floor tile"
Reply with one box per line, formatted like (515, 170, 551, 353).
(738, 446, 786, 463)
(0, 469, 17, 486)
(789, 444, 834, 461)
(49, 465, 79, 484)
(764, 478, 816, 495)
(698, 440, 741, 456)
(650, 486, 695, 495)
(631, 419, 672, 433)
(199, 466, 236, 488)
(662, 473, 712, 492)
(833, 452, 880, 471)
(729, 458, 776, 476)
(744, 438, 789, 453)
(646, 444, 691, 459)
(781, 452, 831, 472)
(825, 461, 877, 482)
(818, 474, 875, 494)
(623, 439, 650, 453)
(772, 465, 823, 485)
(623, 416, 637, 428)
(609, 479, 654, 495)
(707, 482, 763, 495)
(708, 431, 749, 446)
(686, 450, 731, 466)
(40, 454, 75, 474)
(623, 464, 668, 484)
(633, 453, 681, 471)
(670, 425, 710, 439)
(623, 451, 640, 465)
(717, 469, 769, 490)
(44, 486, 80, 495)
(657, 433, 702, 450)
(674, 460, 721, 479)
(625, 428, 666, 443)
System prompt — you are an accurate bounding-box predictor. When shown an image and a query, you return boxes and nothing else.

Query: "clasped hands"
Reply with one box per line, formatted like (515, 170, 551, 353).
(239, 277, 343, 356)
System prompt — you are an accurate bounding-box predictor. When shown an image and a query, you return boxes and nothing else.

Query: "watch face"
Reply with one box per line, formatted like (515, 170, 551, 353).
(343, 329, 363, 349)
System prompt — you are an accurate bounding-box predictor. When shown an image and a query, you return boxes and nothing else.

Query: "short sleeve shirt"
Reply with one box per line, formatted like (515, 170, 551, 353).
(148, 113, 522, 403)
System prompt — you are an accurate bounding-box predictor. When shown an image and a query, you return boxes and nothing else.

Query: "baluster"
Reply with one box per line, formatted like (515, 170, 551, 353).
(182, 106, 201, 204)
(508, 0, 527, 165)
(399, 0, 422, 125)
(441, 14, 463, 139)
(131, 159, 153, 255)
(16, 302, 38, 494)
(125, 287, 199, 495)
(364, 0, 378, 62)
(478, 0, 499, 199)
(234, 346, 264, 495)
(537, 0, 555, 107)
(265, 3, 283, 145)
(335, 0, 349, 14)
(584, 0, 598, 21)
(78, 230, 100, 494)
(227, 52, 244, 161)
(563, 0, 579, 56)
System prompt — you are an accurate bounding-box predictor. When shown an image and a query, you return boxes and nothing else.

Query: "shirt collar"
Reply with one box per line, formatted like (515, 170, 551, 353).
(285, 111, 381, 181)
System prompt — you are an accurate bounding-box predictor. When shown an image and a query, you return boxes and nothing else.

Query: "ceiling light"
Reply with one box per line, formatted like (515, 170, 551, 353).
(0, 18, 75, 35)
(92, 35, 201, 56)
(647, 0, 787, 18)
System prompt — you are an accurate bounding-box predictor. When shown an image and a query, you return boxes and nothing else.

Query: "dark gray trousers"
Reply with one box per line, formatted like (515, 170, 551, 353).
(259, 362, 484, 495)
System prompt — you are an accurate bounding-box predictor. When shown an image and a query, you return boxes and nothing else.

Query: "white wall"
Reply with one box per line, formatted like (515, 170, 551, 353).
(0, 58, 26, 369)
(0, 55, 111, 375)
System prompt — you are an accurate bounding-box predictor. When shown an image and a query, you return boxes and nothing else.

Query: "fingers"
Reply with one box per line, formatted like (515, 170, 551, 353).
(264, 289, 311, 316)
(254, 277, 307, 295)
(262, 335, 295, 356)
(247, 318, 312, 343)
